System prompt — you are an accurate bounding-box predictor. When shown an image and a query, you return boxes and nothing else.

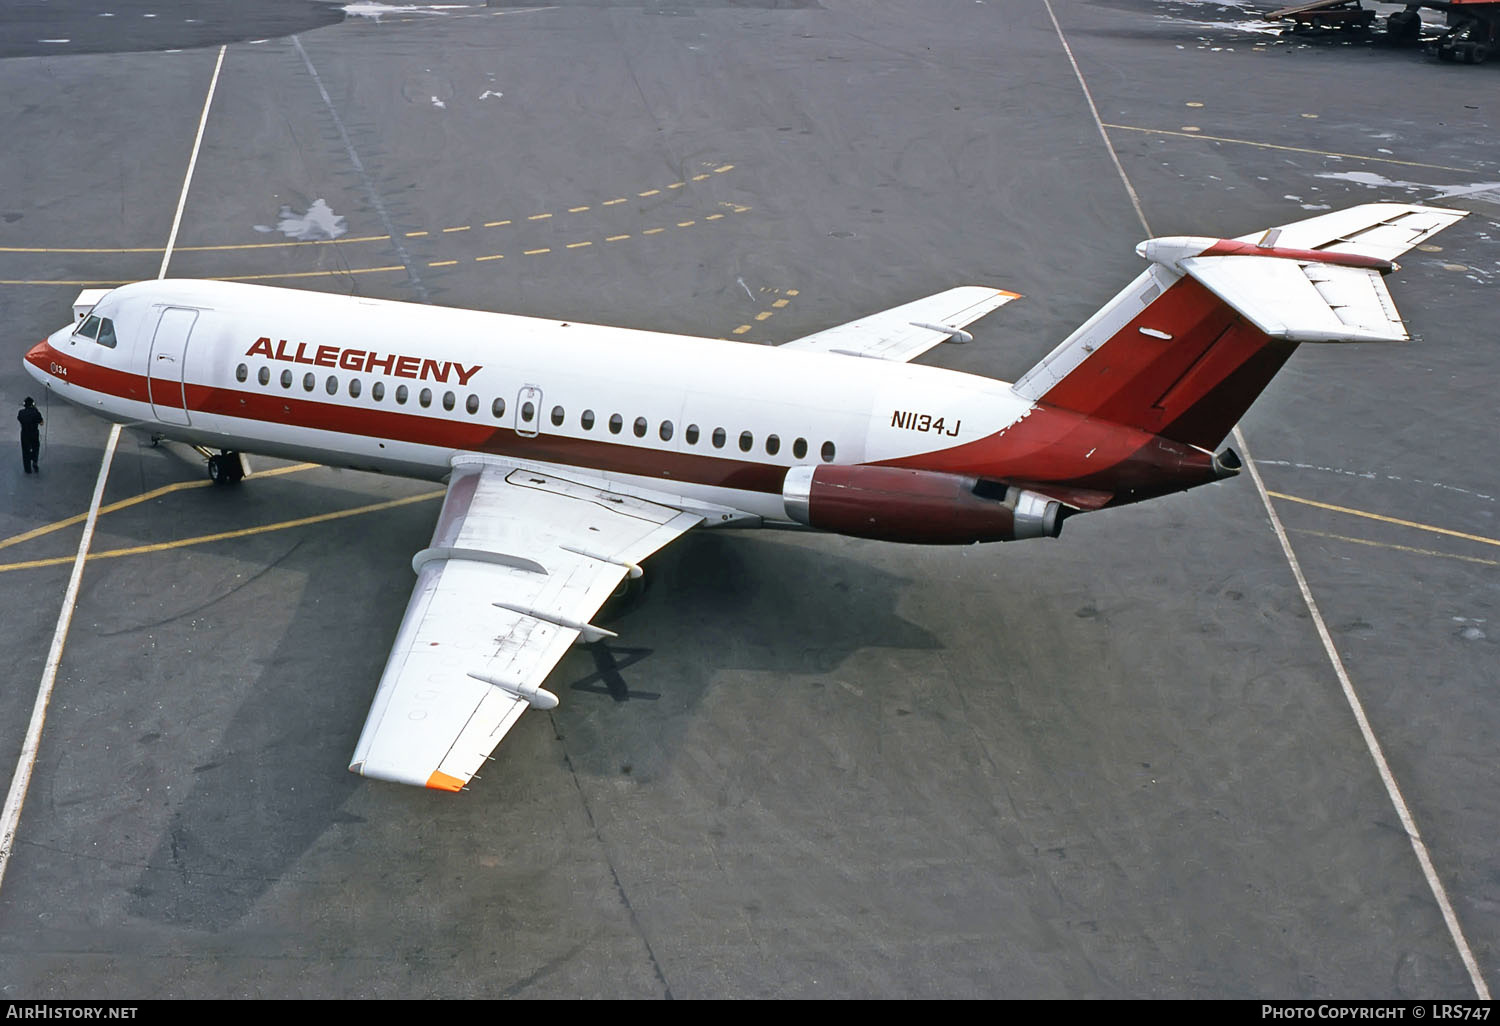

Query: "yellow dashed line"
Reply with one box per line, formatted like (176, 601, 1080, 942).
(677, 220, 696, 227)
(428, 259, 458, 267)
(643, 228, 665, 235)
(475, 254, 505, 262)
(566, 241, 592, 249)
(1268, 491, 1500, 548)
(772, 299, 789, 308)
(732, 325, 753, 335)
(523, 247, 551, 255)
(605, 234, 631, 242)
(754, 311, 773, 321)
(705, 213, 724, 220)
(4, 165, 742, 257)
(786, 289, 799, 296)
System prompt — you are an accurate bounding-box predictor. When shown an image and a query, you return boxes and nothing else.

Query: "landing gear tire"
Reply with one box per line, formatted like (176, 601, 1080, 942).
(207, 452, 244, 485)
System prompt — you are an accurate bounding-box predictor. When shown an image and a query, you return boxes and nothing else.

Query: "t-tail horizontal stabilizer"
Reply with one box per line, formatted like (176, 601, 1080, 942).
(1013, 203, 1466, 451)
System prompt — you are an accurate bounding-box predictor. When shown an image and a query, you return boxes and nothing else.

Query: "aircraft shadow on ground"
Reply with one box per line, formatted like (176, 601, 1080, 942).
(123, 521, 938, 929)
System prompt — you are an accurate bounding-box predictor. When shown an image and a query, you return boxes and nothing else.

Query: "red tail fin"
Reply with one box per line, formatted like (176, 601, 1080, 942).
(1014, 270, 1294, 451)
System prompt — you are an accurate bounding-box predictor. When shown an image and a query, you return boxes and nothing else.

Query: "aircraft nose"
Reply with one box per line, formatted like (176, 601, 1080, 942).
(25, 339, 50, 369)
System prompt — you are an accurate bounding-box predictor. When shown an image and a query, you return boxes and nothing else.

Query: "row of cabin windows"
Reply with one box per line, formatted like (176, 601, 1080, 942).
(234, 363, 837, 463)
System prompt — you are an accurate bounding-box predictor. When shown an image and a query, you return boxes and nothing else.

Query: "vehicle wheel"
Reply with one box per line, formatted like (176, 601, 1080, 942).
(1468, 43, 1488, 64)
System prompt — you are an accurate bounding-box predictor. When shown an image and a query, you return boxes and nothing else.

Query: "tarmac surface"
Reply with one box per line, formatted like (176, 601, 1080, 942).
(0, 0, 1496, 999)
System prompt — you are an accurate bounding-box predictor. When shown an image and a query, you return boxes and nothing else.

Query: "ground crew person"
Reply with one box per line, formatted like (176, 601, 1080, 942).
(18, 397, 42, 473)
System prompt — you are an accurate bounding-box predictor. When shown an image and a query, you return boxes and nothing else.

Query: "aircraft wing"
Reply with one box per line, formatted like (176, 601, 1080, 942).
(779, 286, 1019, 362)
(1234, 202, 1467, 263)
(349, 454, 702, 791)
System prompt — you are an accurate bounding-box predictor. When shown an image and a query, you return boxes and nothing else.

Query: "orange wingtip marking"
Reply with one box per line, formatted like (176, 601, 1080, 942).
(426, 771, 465, 792)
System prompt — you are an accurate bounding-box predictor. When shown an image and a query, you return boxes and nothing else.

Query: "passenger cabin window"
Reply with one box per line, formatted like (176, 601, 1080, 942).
(372, 382, 386, 402)
(467, 394, 479, 415)
(491, 397, 505, 417)
(609, 414, 623, 435)
(442, 391, 455, 411)
(711, 428, 726, 449)
(581, 410, 595, 430)
(419, 388, 433, 408)
(349, 378, 362, 399)
(303, 373, 315, 392)
(633, 417, 647, 438)
(793, 438, 808, 460)
(821, 441, 837, 462)
(325, 375, 338, 396)
(520, 400, 534, 423)
(397, 385, 409, 405)
(235, 364, 248, 383)
(551, 405, 564, 426)
(258, 367, 270, 386)
(685, 424, 700, 445)
(739, 431, 753, 452)
(765, 434, 780, 456)
(280, 369, 292, 389)
(659, 421, 673, 442)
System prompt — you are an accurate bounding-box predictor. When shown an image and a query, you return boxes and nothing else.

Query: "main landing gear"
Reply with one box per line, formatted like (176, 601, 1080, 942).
(202, 448, 248, 485)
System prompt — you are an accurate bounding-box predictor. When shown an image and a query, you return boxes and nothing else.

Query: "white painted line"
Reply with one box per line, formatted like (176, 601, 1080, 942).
(158, 45, 226, 280)
(1235, 428, 1490, 999)
(1042, 0, 1490, 999)
(0, 427, 120, 887)
(0, 45, 228, 897)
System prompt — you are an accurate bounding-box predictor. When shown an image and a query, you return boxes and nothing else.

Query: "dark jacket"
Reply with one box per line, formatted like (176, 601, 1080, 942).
(18, 406, 42, 440)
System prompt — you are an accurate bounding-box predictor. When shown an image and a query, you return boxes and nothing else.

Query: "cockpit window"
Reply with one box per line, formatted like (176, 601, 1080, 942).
(76, 315, 101, 340)
(96, 318, 117, 349)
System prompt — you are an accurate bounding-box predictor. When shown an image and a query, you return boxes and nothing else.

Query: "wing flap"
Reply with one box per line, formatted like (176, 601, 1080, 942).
(350, 457, 703, 791)
(780, 286, 1019, 363)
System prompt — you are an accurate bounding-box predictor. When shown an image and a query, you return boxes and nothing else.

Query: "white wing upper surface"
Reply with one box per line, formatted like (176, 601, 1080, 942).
(1183, 202, 1467, 344)
(1178, 255, 1407, 342)
(779, 286, 1019, 362)
(349, 454, 701, 791)
(1235, 202, 1467, 262)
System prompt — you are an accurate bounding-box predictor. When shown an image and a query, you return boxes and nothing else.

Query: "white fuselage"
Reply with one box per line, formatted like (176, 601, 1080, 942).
(26, 280, 1034, 523)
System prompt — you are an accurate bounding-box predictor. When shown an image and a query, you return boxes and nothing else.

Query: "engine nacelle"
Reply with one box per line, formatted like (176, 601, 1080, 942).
(782, 465, 1063, 544)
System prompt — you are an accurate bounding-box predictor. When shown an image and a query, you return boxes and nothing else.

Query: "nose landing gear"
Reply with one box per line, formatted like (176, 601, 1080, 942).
(205, 450, 248, 485)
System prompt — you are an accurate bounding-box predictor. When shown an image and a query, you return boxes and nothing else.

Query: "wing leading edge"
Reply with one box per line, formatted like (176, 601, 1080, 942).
(349, 455, 702, 791)
(779, 285, 1019, 362)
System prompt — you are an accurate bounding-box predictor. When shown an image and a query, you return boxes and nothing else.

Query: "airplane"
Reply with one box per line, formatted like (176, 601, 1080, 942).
(21, 202, 1465, 793)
